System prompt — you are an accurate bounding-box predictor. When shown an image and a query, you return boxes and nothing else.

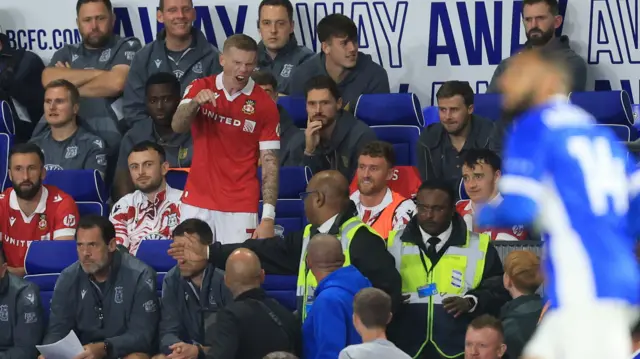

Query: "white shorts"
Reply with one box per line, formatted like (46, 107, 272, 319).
(180, 203, 258, 244)
(524, 301, 639, 359)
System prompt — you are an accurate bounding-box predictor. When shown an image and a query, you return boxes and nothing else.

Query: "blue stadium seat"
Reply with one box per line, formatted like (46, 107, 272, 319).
(0, 100, 15, 135)
(258, 166, 309, 234)
(43, 169, 107, 203)
(24, 241, 78, 318)
(371, 125, 421, 166)
(136, 239, 174, 294)
(569, 91, 637, 140)
(0, 133, 11, 191)
(473, 93, 502, 122)
(166, 169, 188, 190)
(633, 104, 640, 131)
(594, 124, 631, 142)
(277, 96, 307, 128)
(354, 93, 424, 126)
(423, 106, 439, 127)
(77, 201, 107, 216)
(262, 275, 297, 311)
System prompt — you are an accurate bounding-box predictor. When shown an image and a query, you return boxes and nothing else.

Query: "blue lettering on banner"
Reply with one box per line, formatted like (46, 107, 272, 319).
(595, 79, 639, 104)
(427, 0, 567, 67)
(588, 0, 640, 65)
(5, 28, 81, 51)
(295, 1, 407, 69)
(113, 5, 248, 47)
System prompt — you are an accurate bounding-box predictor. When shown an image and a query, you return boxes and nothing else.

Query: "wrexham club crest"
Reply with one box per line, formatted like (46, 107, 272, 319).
(242, 100, 256, 115)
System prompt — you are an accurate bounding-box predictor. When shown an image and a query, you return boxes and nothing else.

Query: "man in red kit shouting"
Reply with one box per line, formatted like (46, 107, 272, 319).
(0, 143, 79, 277)
(172, 34, 280, 244)
(456, 149, 528, 241)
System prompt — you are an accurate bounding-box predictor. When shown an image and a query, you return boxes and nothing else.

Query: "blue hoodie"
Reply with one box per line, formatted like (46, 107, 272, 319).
(303, 265, 372, 359)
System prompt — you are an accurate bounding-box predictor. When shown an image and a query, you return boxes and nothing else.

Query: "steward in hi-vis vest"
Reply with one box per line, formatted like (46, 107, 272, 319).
(386, 180, 509, 359)
(179, 170, 402, 321)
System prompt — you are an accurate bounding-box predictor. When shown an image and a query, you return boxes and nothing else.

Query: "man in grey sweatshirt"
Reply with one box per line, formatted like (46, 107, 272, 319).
(339, 288, 411, 359)
(487, 0, 587, 93)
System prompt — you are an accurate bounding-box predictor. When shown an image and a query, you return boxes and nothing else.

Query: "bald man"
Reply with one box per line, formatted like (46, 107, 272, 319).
(206, 249, 301, 359)
(303, 234, 371, 359)
(168, 170, 401, 319)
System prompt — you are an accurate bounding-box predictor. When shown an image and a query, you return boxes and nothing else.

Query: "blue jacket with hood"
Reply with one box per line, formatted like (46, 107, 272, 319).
(303, 265, 372, 359)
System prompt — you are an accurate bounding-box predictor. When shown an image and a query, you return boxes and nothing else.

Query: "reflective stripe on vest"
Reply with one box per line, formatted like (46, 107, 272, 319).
(295, 217, 367, 321)
(387, 229, 490, 358)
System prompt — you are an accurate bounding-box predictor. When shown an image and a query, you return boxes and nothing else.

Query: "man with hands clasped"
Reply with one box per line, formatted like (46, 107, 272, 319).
(284, 75, 375, 181)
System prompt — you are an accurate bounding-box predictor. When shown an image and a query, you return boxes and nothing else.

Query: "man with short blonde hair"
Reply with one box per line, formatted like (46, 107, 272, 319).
(464, 315, 507, 359)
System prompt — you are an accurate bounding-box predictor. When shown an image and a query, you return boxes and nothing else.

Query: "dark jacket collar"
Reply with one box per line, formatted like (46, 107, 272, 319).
(87, 249, 123, 284)
(316, 110, 358, 153)
(500, 294, 543, 318)
(400, 212, 469, 248)
(234, 287, 268, 302)
(422, 114, 493, 150)
(321, 200, 360, 236)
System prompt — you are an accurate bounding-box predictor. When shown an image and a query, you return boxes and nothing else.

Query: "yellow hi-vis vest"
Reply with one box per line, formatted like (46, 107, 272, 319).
(295, 216, 372, 321)
(387, 229, 490, 359)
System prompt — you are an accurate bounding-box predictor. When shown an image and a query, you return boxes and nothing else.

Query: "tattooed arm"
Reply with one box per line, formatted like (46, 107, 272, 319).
(261, 149, 279, 207)
(172, 101, 200, 133)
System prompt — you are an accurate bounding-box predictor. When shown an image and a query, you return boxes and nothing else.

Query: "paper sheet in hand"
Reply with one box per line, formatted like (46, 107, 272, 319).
(36, 330, 84, 359)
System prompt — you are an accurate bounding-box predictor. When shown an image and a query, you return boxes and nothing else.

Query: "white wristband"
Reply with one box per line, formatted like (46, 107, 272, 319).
(262, 204, 276, 220)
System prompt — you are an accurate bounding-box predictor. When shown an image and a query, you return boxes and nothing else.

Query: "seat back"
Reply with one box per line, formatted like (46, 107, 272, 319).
(77, 201, 107, 216)
(262, 275, 297, 311)
(259, 199, 306, 233)
(473, 93, 502, 122)
(570, 91, 633, 126)
(595, 124, 631, 142)
(354, 93, 424, 127)
(43, 170, 107, 202)
(136, 239, 175, 295)
(166, 169, 189, 190)
(0, 133, 11, 191)
(277, 96, 307, 128)
(422, 106, 439, 127)
(0, 100, 15, 135)
(371, 125, 421, 166)
(257, 166, 309, 234)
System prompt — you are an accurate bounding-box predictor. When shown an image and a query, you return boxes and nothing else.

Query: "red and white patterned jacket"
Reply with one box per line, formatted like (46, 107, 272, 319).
(110, 184, 182, 255)
(456, 194, 527, 241)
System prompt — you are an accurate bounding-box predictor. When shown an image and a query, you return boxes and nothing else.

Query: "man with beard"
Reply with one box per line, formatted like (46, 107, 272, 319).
(349, 141, 415, 239)
(113, 72, 193, 200)
(477, 49, 639, 359)
(41, 215, 158, 359)
(416, 81, 497, 197)
(0, 143, 78, 277)
(172, 34, 280, 243)
(286, 14, 390, 112)
(285, 75, 376, 181)
(39, 0, 142, 154)
(385, 179, 508, 359)
(29, 79, 108, 175)
(487, 0, 586, 93)
(155, 219, 233, 359)
(256, 0, 314, 94)
(124, 0, 223, 128)
(110, 141, 183, 255)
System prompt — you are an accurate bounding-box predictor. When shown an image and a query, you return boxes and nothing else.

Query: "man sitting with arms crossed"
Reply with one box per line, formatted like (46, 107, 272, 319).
(110, 141, 182, 255)
(350, 141, 415, 239)
(0, 143, 79, 277)
(30, 79, 107, 175)
(155, 219, 233, 359)
(0, 247, 45, 359)
(456, 149, 528, 241)
(40, 215, 159, 359)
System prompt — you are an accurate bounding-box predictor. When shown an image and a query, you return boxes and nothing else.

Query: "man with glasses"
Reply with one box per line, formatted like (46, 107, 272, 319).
(40, 215, 159, 359)
(385, 179, 508, 359)
(168, 170, 402, 318)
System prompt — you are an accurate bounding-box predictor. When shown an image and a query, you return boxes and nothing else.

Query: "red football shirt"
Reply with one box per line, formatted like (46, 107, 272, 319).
(180, 74, 280, 213)
(455, 199, 527, 241)
(0, 185, 79, 268)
